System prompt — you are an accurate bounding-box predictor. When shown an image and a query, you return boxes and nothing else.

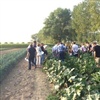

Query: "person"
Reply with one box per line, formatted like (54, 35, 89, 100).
(52, 42, 59, 59)
(72, 41, 79, 57)
(27, 44, 36, 70)
(33, 40, 37, 48)
(80, 43, 86, 53)
(32, 40, 37, 65)
(93, 41, 100, 67)
(25, 42, 31, 61)
(40, 43, 45, 64)
(36, 43, 43, 67)
(26, 42, 31, 52)
(25, 41, 37, 63)
(43, 45, 48, 59)
(57, 42, 66, 61)
(67, 42, 72, 56)
(65, 43, 68, 53)
(85, 42, 92, 55)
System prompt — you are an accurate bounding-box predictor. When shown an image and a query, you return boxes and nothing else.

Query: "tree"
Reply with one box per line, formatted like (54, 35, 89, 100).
(31, 33, 38, 41)
(4, 42, 8, 44)
(72, 0, 100, 42)
(72, 2, 90, 42)
(10, 42, 14, 44)
(21, 42, 25, 44)
(43, 8, 71, 43)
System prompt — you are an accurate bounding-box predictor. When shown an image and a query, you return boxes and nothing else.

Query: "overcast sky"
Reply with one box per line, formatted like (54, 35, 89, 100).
(0, 0, 83, 43)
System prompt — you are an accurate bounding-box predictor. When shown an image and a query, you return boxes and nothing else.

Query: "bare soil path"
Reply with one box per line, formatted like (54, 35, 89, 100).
(0, 58, 52, 100)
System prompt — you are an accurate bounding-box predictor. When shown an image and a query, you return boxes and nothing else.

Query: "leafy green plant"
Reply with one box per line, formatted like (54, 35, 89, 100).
(0, 49, 26, 82)
(43, 52, 100, 100)
(46, 94, 59, 100)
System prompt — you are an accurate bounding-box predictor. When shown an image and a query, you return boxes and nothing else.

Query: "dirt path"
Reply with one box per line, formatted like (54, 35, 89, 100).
(0, 58, 52, 100)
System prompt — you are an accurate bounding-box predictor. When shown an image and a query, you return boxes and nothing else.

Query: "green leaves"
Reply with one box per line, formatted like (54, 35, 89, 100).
(91, 71, 100, 83)
(72, 0, 100, 42)
(0, 49, 26, 82)
(44, 52, 100, 100)
(40, 8, 72, 43)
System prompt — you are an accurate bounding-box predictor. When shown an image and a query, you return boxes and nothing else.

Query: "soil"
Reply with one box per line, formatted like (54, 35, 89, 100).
(0, 56, 52, 100)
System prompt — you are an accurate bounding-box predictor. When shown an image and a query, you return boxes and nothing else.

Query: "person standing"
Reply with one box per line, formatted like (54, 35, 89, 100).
(80, 43, 86, 53)
(57, 42, 66, 61)
(27, 44, 36, 70)
(32, 40, 37, 65)
(93, 41, 100, 67)
(40, 43, 45, 64)
(72, 41, 79, 57)
(52, 42, 59, 59)
(36, 43, 42, 67)
(25, 42, 31, 61)
(85, 42, 92, 55)
(33, 40, 37, 48)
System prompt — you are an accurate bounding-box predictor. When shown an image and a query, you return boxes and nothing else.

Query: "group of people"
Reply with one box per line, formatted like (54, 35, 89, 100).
(79, 41, 100, 68)
(26, 41, 48, 70)
(52, 41, 81, 60)
(52, 41, 100, 67)
(25, 40, 100, 69)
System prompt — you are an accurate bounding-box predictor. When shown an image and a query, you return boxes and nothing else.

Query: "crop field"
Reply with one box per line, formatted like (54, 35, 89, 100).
(0, 45, 100, 100)
(0, 48, 10, 51)
(0, 45, 51, 100)
(1, 43, 28, 48)
(0, 44, 27, 82)
(0, 48, 23, 56)
(44, 51, 100, 100)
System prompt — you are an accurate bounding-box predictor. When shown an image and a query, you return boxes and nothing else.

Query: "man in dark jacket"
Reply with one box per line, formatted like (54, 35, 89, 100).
(93, 41, 100, 67)
(27, 44, 36, 70)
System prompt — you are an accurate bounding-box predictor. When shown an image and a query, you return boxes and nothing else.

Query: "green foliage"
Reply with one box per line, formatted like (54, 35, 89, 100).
(72, 0, 100, 42)
(44, 8, 72, 42)
(1, 44, 28, 48)
(0, 48, 10, 51)
(34, 8, 74, 43)
(31, 0, 100, 43)
(44, 52, 100, 100)
(46, 94, 59, 100)
(0, 49, 26, 82)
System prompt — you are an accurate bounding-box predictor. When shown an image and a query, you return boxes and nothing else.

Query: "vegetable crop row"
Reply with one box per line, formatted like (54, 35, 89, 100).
(0, 49, 26, 82)
(44, 53, 100, 100)
(0, 48, 11, 51)
(1, 44, 28, 48)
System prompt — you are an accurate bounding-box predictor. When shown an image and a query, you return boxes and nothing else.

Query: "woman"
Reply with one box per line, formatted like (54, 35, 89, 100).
(36, 43, 43, 67)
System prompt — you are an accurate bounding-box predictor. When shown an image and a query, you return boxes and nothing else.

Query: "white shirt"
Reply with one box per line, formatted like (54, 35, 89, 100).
(72, 44, 79, 55)
(57, 44, 66, 52)
(52, 44, 58, 52)
(80, 45, 86, 52)
(36, 46, 42, 56)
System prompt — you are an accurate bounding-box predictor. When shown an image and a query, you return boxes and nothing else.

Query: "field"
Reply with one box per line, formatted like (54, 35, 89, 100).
(0, 45, 51, 100)
(0, 45, 100, 100)
(43, 52, 100, 100)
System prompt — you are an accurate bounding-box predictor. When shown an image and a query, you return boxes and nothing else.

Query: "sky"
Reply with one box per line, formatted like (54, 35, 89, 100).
(0, 0, 84, 43)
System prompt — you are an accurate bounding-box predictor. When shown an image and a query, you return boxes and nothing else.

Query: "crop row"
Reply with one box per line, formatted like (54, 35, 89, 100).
(0, 49, 26, 82)
(0, 48, 10, 51)
(1, 44, 28, 48)
(44, 53, 100, 100)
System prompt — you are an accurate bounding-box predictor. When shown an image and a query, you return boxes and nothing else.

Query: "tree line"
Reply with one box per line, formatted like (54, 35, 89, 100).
(31, 0, 100, 44)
